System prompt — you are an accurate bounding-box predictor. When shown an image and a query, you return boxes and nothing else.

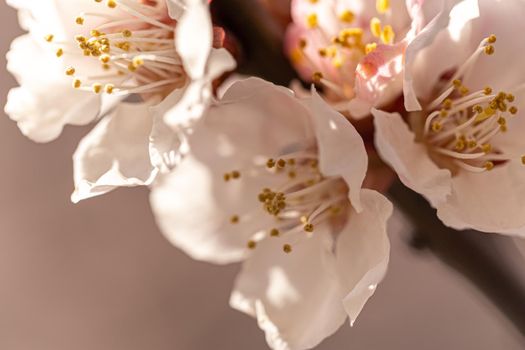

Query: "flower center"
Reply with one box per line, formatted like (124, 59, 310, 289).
(415, 35, 524, 174)
(224, 149, 349, 254)
(290, 0, 397, 101)
(46, 0, 185, 97)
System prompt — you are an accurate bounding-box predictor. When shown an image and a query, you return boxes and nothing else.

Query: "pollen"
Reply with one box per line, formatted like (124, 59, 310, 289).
(44, 34, 54, 42)
(339, 10, 355, 23)
(484, 45, 495, 55)
(75, 16, 84, 25)
(370, 17, 382, 38)
(65, 67, 76, 76)
(56, 48, 64, 57)
(376, 0, 390, 14)
(104, 84, 114, 94)
(306, 13, 318, 29)
(73, 79, 82, 89)
(92, 83, 103, 94)
(380, 25, 395, 44)
(107, 0, 117, 8)
(312, 71, 323, 83)
(365, 43, 377, 54)
(283, 244, 292, 254)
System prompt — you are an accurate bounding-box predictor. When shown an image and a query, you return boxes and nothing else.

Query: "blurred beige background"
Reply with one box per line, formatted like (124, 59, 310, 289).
(0, 2, 523, 349)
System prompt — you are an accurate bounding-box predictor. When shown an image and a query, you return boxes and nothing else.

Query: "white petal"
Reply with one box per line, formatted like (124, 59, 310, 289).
(71, 103, 157, 203)
(163, 49, 236, 129)
(404, 0, 458, 111)
(372, 109, 452, 206)
(5, 35, 100, 142)
(151, 78, 313, 264)
(165, 0, 187, 19)
(305, 88, 368, 212)
(149, 114, 184, 173)
(230, 231, 347, 350)
(176, 0, 213, 79)
(436, 161, 525, 237)
(335, 189, 392, 325)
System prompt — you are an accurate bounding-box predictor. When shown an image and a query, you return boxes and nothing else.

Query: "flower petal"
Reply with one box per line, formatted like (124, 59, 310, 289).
(436, 161, 525, 237)
(71, 103, 157, 203)
(166, 0, 187, 19)
(335, 189, 392, 325)
(404, 0, 461, 111)
(151, 78, 313, 264)
(176, 0, 213, 79)
(163, 48, 236, 129)
(149, 114, 185, 173)
(230, 230, 346, 350)
(373, 108, 452, 206)
(5, 35, 100, 142)
(306, 88, 368, 212)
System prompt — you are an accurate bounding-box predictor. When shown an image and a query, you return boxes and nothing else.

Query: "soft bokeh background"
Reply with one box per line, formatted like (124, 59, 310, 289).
(0, 3, 523, 349)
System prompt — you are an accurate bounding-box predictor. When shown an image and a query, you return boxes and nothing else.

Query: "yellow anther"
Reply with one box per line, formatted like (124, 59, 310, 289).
(266, 158, 276, 168)
(431, 122, 442, 132)
(232, 170, 241, 179)
(287, 159, 296, 165)
(283, 244, 292, 254)
(500, 124, 507, 132)
(92, 83, 103, 94)
(309, 0, 318, 3)
(312, 71, 323, 83)
(497, 117, 506, 125)
(481, 143, 492, 153)
(370, 17, 382, 37)
(99, 54, 110, 63)
(455, 139, 465, 151)
(509, 106, 518, 115)
(107, 0, 117, 8)
(484, 45, 495, 55)
(65, 67, 76, 76)
(56, 48, 64, 57)
(306, 13, 318, 28)
(298, 38, 307, 49)
(483, 86, 492, 95)
(376, 0, 390, 14)
(290, 48, 303, 63)
(90, 29, 102, 37)
(277, 159, 286, 168)
(521, 155, 525, 165)
(75, 16, 84, 25)
(127, 62, 137, 72)
(339, 10, 355, 23)
(270, 228, 280, 237)
(439, 109, 448, 117)
(303, 223, 314, 232)
(223, 173, 231, 181)
(247, 240, 257, 249)
(104, 84, 114, 94)
(332, 57, 343, 68)
(459, 86, 469, 96)
(95, 0, 103, 2)
(365, 42, 377, 54)
(452, 79, 462, 88)
(484, 161, 494, 171)
(380, 25, 395, 44)
(506, 94, 515, 102)
(44, 34, 54, 42)
(288, 170, 297, 179)
(443, 98, 452, 109)
(73, 79, 82, 89)
(467, 140, 477, 148)
(230, 215, 239, 224)
(487, 34, 497, 43)
(472, 105, 483, 114)
(122, 29, 132, 37)
(132, 56, 144, 67)
(102, 63, 111, 70)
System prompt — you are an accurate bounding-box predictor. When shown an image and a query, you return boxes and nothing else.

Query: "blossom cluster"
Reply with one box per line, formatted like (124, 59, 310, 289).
(5, 0, 525, 349)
